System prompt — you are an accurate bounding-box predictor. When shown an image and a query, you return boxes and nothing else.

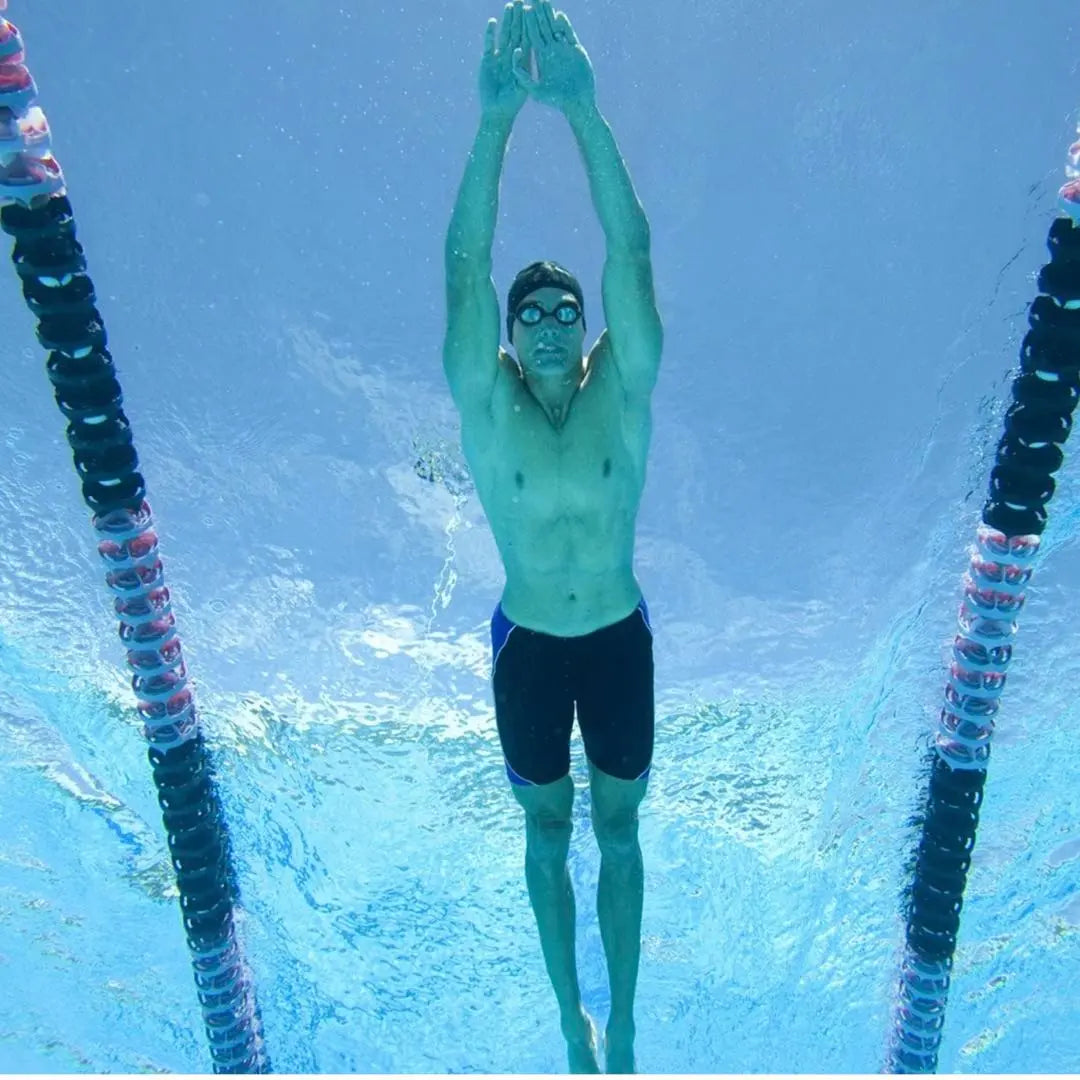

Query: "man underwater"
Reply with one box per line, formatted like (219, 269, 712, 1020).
(443, 1, 662, 1072)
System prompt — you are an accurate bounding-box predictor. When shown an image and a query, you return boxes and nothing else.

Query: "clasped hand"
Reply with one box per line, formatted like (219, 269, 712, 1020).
(479, 0, 596, 120)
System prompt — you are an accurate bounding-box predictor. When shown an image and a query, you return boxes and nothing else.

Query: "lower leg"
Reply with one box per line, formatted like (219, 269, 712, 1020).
(523, 816, 600, 1074)
(523, 846, 585, 1028)
(596, 833, 644, 1072)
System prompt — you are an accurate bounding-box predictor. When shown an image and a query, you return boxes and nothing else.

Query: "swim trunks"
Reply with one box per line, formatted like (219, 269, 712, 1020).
(490, 598, 654, 786)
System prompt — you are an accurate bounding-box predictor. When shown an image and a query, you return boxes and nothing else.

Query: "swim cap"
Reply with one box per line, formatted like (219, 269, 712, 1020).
(506, 260, 586, 341)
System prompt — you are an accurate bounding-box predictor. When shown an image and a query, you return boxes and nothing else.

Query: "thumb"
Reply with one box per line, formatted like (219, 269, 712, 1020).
(512, 46, 535, 88)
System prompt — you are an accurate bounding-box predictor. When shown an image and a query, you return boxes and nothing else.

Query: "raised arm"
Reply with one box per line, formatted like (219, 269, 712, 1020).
(518, 2, 662, 399)
(444, 2, 530, 420)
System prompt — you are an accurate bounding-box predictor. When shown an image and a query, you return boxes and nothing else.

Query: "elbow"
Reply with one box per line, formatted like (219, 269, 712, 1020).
(609, 218, 651, 258)
(444, 240, 491, 279)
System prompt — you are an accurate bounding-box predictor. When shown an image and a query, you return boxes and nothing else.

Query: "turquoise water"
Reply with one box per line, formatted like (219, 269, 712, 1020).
(3, 503, 1080, 1072)
(3, 0, 1080, 1073)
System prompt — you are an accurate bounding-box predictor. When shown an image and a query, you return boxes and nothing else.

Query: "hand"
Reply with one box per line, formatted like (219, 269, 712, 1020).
(515, 1, 596, 113)
(479, 1, 532, 121)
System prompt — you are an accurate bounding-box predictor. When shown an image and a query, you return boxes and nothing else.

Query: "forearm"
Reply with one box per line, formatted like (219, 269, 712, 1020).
(565, 102, 649, 251)
(445, 113, 515, 267)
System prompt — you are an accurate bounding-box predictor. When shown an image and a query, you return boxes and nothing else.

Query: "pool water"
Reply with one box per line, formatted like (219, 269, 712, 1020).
(3, 0, 1080, 1072)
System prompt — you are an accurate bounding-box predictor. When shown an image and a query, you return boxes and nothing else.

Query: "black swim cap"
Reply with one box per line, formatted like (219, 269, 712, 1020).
(506, 260, 586, 341)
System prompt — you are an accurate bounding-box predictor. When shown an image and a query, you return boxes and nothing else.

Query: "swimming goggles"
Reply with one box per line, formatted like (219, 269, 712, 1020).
(514, 299, 583, 327)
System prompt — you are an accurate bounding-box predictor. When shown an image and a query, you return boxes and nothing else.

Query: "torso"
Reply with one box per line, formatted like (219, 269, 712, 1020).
(460, 339, 652, 636)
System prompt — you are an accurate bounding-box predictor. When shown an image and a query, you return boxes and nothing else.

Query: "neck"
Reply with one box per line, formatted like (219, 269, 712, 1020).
(523, 363, 585, 428)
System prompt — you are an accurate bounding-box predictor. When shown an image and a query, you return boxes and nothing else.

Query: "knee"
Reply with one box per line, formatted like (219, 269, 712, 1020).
(524, 813, 572, 867)
(592, 810, 640, 860)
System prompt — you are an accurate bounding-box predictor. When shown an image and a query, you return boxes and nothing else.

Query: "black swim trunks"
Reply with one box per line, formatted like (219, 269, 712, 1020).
(490, 598, 654, 786)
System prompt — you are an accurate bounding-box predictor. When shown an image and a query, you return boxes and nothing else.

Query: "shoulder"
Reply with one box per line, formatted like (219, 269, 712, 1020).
(465, 348, 521, 435)
(497, 347, 523, 379)
(586, 329, 651, 404)
(585, 331, 613, 379)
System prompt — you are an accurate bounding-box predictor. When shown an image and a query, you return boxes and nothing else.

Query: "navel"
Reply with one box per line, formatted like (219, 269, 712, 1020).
(514, 470, 524, 489)
(603, 458, 612, 478)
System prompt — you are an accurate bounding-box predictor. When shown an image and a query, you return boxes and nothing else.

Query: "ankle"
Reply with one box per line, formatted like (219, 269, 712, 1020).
(560, 1004, 592, 1043)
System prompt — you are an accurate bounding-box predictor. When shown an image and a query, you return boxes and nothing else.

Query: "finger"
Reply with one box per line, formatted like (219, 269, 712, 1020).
(509, 0, 525, 48)
(512, 46, 536, 89)
(484, 17, 496, 57)
(527, 3, 550, 48)
(553, 10, 579, 45)
(538, 0, 559, 41)
(497, 2, 514, 53)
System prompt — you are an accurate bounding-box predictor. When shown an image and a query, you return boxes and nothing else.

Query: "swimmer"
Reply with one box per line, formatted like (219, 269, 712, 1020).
(443, 2, 662, 1073)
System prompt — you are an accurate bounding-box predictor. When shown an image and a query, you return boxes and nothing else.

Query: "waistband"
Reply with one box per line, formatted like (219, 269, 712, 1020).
(491, 595, 651, 673)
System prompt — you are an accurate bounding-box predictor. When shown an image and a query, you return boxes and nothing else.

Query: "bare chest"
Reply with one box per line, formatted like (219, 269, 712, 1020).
(463, 358, 650, 527)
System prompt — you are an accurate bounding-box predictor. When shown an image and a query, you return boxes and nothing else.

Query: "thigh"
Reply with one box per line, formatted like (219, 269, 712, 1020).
(492, 610, 575, 787)
(575, 603, 654, 783)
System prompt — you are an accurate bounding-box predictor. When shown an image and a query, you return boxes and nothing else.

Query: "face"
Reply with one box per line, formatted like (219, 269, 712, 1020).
(510, 286, 586, 376)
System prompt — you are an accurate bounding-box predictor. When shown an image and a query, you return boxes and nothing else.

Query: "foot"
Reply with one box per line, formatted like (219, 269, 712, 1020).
(561, 1007, 601, 1074)
(604, 1024, 636, 1074)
